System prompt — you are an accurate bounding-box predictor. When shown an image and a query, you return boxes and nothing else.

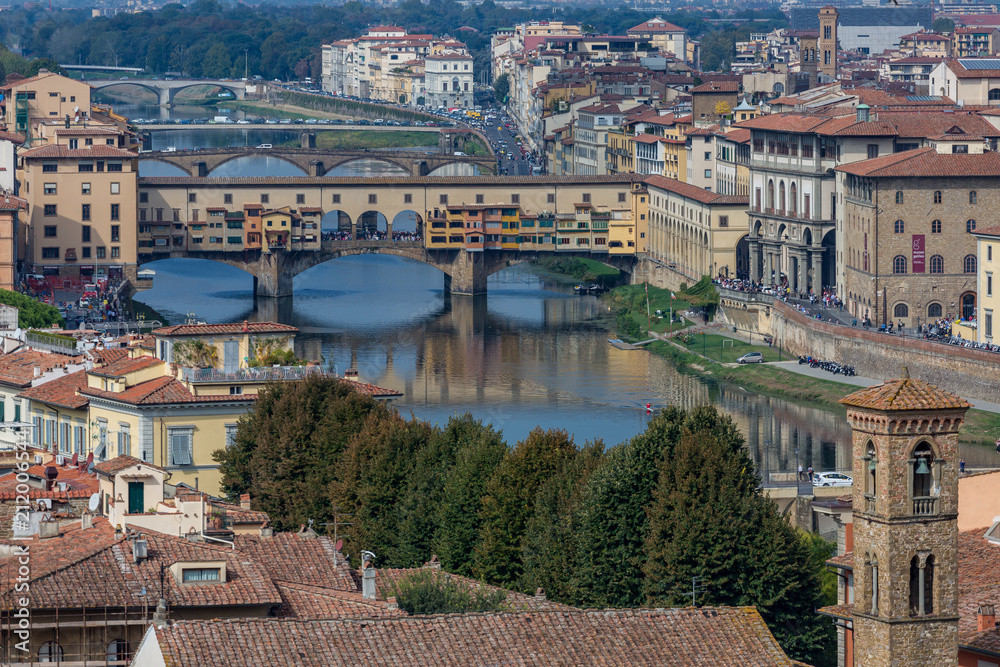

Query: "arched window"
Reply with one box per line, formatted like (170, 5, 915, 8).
(930, 255, 944, 274)
(107, 640, 130, 662)
(865, 441, 878, 503)
(990, 88, 1000, 101)
(39, 642, 63, 663)
(779, 181, 786, 213)
(909, 554, 935, 616)
(894, 255, 908, 274)
(896, 190, 904, 204)
(894, 303, 909, 318)
(963, 292, 976, 319)
(932, 219, 942, 234)
(971, 190, 978, 204)
(928, 303, 943, 318)
(965, 254, 977, 274)
(968, 219, 977, 233)
(894, 219, 904, 233)
(767, 180, 774, 209)
(790, 182, 797, 215)
(933, 190, 942, 204)
(912, 441, 935, 509)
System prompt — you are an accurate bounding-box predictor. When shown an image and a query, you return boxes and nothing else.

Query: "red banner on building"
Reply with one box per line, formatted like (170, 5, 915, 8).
(912, 234, 925, 273)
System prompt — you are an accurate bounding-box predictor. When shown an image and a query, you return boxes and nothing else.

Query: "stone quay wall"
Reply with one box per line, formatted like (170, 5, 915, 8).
(717, 288, 1000, 403)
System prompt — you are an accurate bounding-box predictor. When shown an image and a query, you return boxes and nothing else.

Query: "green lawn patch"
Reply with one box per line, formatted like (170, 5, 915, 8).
(312, 130, 438, 150)
(676, 333, 786, 364)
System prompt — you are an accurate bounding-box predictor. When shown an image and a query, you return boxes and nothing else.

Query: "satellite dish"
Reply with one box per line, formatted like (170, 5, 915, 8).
(334, 539, 343, 551)
(74, 105, 80, 113)
(88, 493, 100, 512)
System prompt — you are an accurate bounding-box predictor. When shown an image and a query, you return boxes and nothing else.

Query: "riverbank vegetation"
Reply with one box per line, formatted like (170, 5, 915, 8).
(215, 376, 833, 665)
(610, 282, 701, 341)
(528, 258, 620, 286)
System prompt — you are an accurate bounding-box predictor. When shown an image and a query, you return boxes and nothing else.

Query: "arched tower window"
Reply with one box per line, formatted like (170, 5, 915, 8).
(909, 554, 935, 616)
(790, 182, 797, 215)
(779, 181, 786, 213)
(864, 441, 878, 513)
(911, 442, 936, 515)
(767, 179, 774, 210)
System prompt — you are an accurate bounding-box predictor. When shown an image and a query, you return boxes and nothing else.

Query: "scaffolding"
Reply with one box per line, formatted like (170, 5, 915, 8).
(14, 93, 30, 147)
(0, 543, 153, 666)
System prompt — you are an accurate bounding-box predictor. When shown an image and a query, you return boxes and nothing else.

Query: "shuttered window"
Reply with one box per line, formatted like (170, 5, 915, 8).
(169, 428, 193, 466)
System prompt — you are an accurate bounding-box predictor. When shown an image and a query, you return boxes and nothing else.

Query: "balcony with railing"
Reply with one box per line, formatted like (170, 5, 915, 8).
(180, 365, 326, 384)
(913, 496, 937, 516)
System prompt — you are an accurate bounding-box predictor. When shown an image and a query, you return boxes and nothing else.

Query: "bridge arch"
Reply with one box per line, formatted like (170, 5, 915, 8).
(169, 82, 242, 101)
(426, 161, 480, 177)
(92, 81, 162, 101)
(207, 154, 308, 177)
(137, 158, 193, 177)
(323, 157, 412, 177)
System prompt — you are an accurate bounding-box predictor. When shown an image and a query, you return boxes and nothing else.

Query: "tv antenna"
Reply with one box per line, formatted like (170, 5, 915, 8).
(691, 576, 706, 607)
(319, 505, 353, 567)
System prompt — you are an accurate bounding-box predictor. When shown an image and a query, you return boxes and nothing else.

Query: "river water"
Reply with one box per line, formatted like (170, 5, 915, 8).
(122, 99, 996, 479)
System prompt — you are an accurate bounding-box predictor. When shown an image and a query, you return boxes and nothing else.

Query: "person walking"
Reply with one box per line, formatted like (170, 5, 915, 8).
(807, 466, 814, 483)
(798, 464, 804, 481)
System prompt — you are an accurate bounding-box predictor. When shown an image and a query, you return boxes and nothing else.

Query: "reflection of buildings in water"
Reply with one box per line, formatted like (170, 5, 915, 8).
(713, 384, 853, 477)
(294, 292, 856, 468)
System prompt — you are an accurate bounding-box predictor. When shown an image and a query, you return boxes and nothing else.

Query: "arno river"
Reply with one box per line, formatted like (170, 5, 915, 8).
(116, 99, 995, 484)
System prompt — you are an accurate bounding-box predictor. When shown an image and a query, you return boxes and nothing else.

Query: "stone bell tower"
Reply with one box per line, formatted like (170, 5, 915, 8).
(818, 6, 839, 81)
(841, 375, 970, 667)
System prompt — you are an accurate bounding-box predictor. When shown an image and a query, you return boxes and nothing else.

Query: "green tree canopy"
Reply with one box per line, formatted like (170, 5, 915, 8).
(642, 425, 833, 664)
(0, 289, 62, 329)
(213, 376, 391, 532)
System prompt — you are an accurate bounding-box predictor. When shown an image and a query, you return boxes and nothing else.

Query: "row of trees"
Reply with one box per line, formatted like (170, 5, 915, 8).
(215, 377, 834, 665)
(2, 0, 788, 83)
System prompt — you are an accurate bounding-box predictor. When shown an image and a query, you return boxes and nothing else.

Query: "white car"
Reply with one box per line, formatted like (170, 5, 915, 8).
(813, 472, 853, 487)
(737, 351, 764, 364)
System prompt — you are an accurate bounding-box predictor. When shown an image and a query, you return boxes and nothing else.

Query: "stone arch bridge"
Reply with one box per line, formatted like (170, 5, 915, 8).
(87, 79, 246, 107)
(140, 146, 497, 177)
(142, 242, 637, 297)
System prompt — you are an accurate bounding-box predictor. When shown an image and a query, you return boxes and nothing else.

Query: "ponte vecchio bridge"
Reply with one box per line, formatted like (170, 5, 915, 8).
(137, 174, 647, 297)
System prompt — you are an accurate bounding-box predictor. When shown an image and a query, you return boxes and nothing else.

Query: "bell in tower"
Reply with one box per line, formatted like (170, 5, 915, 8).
(841, 372, 970, 667)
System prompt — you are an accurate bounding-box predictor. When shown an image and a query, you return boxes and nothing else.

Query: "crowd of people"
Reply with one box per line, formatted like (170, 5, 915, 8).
(319, 230, 423, 243)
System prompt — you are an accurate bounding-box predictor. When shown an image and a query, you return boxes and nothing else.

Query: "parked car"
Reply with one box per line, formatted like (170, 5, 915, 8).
(813, 472, 853, 487)
(737, 351, 765, 364)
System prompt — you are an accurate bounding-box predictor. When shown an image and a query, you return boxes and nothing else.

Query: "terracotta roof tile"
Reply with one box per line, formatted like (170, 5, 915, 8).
(0, 349, 80, 388)
(90, 348, 131, 365)
(840, 377, 971, 411)
(691, 80, 739, 93)
(93, 455, 166, 476)
(644, 174, 749, 206)
(18, 369, 89, 409)
(274, 582, 406, 619)
(88, 354, 163, 378)
(82, 375, 255, 405)
(152, 321, 298, 337)
(235, 532, 358, 592)
(19, 144, 136, 159)
(835, 147, 1000, 179)
(150, 607, 796, 666)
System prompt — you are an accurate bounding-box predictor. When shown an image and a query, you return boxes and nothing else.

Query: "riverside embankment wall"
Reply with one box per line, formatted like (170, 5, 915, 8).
(718, 288, 1000, 403)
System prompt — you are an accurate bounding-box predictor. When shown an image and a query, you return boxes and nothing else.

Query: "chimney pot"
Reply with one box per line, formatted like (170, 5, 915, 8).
(240, 493, 251, 510)
(979, 604, 997, 632)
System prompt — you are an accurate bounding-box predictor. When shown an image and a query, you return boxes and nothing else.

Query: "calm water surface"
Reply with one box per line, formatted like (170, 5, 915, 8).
(123, 99, 996, 479)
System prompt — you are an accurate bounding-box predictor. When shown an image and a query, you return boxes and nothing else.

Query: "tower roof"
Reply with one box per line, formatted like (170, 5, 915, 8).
(840, 378, 971, 412)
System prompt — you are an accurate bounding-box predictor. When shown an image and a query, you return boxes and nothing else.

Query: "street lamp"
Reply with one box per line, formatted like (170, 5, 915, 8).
(794, 447, 800, 493)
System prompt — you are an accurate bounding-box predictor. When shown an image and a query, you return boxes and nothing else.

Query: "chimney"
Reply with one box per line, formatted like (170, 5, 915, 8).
(344, 369, 360, 382)
(856, 103, 870, 123)
(240, 493, 251, 510)
(33, 366, 41, 378)
(979, 604, 997, 632)
(38, 520, 59, 539)
(81, 511, 93, 530)
(132, 537, 148, 564)
(259, 525, 273, 539)
(386, 596, 398, 610)
(362, 552, 377, 600)
(424, 555, 442, 570)
(153, 598, 168, 628)
(534, 588, 546, 601)
(44, 466, 58, 491)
